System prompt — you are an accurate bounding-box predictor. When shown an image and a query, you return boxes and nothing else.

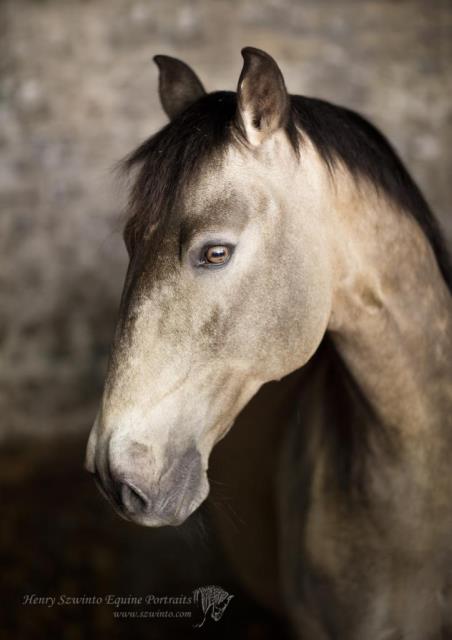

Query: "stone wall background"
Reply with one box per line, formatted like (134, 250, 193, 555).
(1, 0, 451, 440)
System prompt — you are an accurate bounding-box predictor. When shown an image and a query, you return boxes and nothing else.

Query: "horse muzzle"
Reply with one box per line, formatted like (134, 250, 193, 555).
(85, 431, 209, 527)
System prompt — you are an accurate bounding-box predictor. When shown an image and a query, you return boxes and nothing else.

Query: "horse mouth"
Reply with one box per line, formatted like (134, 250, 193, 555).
(90, 462, 210, 528)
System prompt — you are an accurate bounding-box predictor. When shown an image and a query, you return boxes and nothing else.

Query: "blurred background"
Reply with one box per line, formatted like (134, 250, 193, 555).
(1, 0, 451, 637)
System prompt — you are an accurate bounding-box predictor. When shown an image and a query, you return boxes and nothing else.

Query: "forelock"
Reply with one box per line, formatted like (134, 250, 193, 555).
(120, 92, 238, 254)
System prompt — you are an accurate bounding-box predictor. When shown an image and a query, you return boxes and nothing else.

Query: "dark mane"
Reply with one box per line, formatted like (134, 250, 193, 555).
(122, 90, 451, 289)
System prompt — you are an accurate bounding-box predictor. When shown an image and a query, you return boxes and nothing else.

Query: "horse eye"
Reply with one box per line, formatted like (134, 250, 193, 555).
(203, 245, 231, 266)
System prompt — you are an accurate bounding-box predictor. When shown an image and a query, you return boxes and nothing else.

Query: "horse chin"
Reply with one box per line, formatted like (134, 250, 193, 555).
(119, 511, 188, 528)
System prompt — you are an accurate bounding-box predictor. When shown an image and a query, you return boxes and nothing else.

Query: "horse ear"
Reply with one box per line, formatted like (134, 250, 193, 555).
(236, 47, 290, 147)
(153, 55, 206, 120)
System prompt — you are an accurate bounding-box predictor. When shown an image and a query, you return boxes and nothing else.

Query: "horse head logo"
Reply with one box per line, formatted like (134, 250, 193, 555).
(192, 585, 233, 627)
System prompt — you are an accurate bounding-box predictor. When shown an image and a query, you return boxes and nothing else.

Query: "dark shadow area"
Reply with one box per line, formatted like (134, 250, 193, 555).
(0, 434, 291, 639)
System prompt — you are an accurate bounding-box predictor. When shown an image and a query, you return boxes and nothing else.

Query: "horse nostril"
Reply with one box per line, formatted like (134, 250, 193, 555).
(119, 481, 150, 514)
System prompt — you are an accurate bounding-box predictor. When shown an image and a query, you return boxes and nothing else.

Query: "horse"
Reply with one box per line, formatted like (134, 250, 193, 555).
(85, 47, 452, 639)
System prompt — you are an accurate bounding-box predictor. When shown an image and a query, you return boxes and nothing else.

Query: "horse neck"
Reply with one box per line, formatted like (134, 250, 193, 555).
(325, 166, 452, 444)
